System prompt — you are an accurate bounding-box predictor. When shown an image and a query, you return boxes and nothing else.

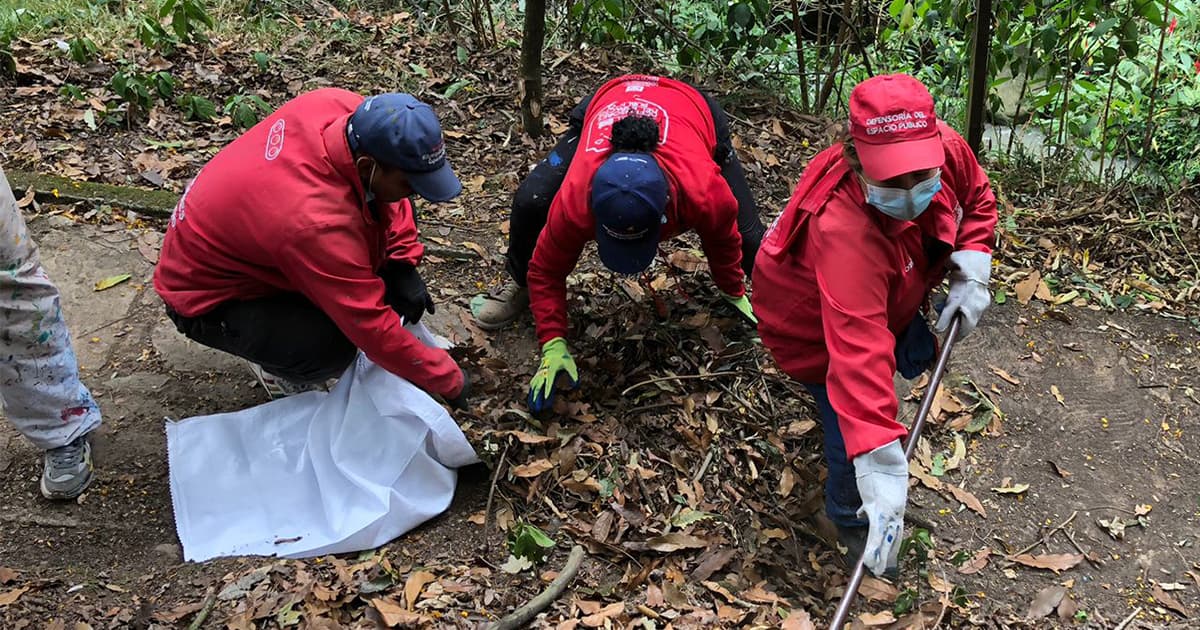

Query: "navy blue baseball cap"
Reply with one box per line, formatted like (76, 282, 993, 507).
(346, 93, 462, 202)
(590, 153, 669, 275)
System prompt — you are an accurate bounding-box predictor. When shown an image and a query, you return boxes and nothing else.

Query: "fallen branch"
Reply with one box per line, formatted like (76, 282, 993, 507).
(483, 441, 511, 540)
(1113, 606, 1142, 630)
(488, 545, 586, 630)
(187, 588, 218, 630)
(1007, 511, 1077, 560)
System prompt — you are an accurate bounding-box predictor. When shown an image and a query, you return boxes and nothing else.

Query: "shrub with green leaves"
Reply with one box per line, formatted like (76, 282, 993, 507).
(111, 65, 175, 123)
(177, 93, 218, 122)
(224, 93, 271, 128)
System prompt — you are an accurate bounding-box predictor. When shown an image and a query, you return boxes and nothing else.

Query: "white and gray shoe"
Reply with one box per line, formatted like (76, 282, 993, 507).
(245, 361, 329, 400)
(469, 280, 529, 331)
(41, 434, 94, 500)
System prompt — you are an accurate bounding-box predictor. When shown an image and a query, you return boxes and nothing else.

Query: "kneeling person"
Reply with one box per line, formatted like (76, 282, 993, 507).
(154, 89, 468, 405)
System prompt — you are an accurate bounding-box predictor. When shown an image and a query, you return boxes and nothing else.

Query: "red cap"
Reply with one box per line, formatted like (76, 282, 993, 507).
(849, 74, 945, 182)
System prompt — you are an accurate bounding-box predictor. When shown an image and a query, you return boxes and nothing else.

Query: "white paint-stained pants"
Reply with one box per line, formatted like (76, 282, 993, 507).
(0, 166, 101, 450)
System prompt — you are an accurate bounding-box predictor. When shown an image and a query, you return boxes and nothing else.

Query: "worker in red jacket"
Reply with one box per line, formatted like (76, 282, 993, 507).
(154, 89, 470, 406)
(753, 75, 997, 577)
(468, 75, 765, 412)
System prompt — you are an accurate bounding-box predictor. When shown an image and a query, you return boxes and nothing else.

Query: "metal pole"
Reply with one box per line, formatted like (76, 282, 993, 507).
(827, 316, 962, 630)
(965, 0, 993, 155)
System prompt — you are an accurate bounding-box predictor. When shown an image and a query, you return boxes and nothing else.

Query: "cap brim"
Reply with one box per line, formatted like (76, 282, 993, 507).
(858, 136, 945, 182)
(595, 225, 661, 275)
(407, 162, 462, 203)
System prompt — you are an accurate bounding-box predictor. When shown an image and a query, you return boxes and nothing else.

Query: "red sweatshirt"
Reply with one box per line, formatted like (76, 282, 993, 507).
(526, 75, 745, 344)
(752, 122, 997, 459)
(153, 88, 463, 398)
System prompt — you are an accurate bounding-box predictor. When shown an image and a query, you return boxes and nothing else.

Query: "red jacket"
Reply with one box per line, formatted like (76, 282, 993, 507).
(154, 88, 463, 398)
(752, 123, 996, 459)
(526, 75, 745, 344)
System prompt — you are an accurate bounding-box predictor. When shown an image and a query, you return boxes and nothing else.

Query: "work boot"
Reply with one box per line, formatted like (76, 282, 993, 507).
(469, 280, 528, 331)
(41, 434, 94, 500)
(246, 361, 327, 400)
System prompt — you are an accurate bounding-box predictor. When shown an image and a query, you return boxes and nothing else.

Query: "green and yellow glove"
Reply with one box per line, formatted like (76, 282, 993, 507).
(721, 291, 757, 325)
(527, 337, 580, 412)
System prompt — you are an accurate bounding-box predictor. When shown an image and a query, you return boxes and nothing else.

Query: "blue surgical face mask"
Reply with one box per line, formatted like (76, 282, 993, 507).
(863, 170, 942, 221)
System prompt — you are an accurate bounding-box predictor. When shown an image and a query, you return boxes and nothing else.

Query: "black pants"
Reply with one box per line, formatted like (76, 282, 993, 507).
(167, 294, 358, 384)
(504, 90, 766, 286)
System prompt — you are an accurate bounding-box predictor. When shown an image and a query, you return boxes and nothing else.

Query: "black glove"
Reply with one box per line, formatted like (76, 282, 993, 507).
(894, 310, 937, 380)
(446, 368, 471, 410)
(381, 262, 435, 325)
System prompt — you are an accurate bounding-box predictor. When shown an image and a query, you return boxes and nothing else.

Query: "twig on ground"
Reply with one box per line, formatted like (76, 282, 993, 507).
(1063, 528, 1103, 568)
(1113, 606, 1143, 630)
(483, 440, 511, 540)
(488, 545, 586, 630)
(620, 371, 741, 397)
(1008, 511, 1077, 559)
(668, 446, 717, 522)
(187, 588, 218, 630)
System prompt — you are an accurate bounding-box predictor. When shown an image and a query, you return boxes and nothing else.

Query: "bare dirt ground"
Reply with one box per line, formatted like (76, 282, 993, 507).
(0, 212, 1196, 628)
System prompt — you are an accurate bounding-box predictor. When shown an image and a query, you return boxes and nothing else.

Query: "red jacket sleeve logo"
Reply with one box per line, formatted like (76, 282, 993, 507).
(264, 119, 286, 161)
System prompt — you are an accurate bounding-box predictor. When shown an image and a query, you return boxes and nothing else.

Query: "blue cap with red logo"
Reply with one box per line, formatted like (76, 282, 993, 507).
(347, 93, 462, 202)
(590, 153, 668, 275)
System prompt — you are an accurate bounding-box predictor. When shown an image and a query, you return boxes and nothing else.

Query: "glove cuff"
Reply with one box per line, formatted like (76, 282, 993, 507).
(542, 337, 569, 354)
(950, 249, 992, 284)
(853, 439, 907, 477)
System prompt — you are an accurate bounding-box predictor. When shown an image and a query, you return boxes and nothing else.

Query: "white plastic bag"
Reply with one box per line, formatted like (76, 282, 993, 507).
(165, 324, 478, 561)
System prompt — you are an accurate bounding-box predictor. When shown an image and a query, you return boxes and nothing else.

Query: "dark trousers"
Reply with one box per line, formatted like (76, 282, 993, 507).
(504, 90, 766, 286)
(167, 293, 357, 384)
(802, 312, 936, 530)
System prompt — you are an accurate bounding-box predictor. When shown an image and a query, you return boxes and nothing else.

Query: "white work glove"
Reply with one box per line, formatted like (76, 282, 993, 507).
(936, 250, 991, 338)
(854, 439, 908, 577)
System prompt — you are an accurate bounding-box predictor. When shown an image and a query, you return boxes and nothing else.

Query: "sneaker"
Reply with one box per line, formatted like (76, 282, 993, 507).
(41, 435, 94, 500)
(245, 361, 327, 400)
(469, 280, 529, 331)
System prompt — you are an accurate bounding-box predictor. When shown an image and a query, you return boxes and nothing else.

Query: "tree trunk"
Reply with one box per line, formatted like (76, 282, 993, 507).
(520, 0, 546, 138)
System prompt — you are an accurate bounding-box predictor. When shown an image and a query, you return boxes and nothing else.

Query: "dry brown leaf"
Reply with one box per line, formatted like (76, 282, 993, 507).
(992, 482, 1030, 495)
(403, 570, 436, 611)
(642, 533, 709, 553)
(667, 249, 706, 273)
(372, 597, 427, 627)
(946, 483, 987, 517)
(511, 459, 554, 478)
(691, 548, 736, 582)
(460, 241, 488, 259)
(1049, 461, 1072, 478)
(990, 365, 1021, 385)
(700, 581, 738, 603)
(591, 510, 615, 542)
(957, 548, 991, 575)
(780, 608, 815, 630)
(1025, 584, 1067, 619)
(580, 602, 624, 627)
(0, 586, 29, 607)
(927, 572, 954, 594)
(783, 419, 817, 438)
(151, 601, 205, 623)
(1050, 385, 1066, 406)
(1014, 272, 1041, 305)
(1057, 595, 1079, 620)
(1010, 553, 1084, 573)
(859, 610, 897, 626)
(506, 430, 555, 445)
(1035, 278, 1054, 301)
(1152, 583, 1189, 617)
(910, 461, 943, 491)
(576, 600, 603, 615)
(858, 576, 899, 602)
(0, 567, 16, 584)
(778, 467, 796, 497)
(467, 511, 485, 525)
(741, 583, 785, 605)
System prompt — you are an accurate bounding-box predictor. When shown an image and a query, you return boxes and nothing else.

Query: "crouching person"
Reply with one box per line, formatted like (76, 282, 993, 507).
(153, 89, 469, 406)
